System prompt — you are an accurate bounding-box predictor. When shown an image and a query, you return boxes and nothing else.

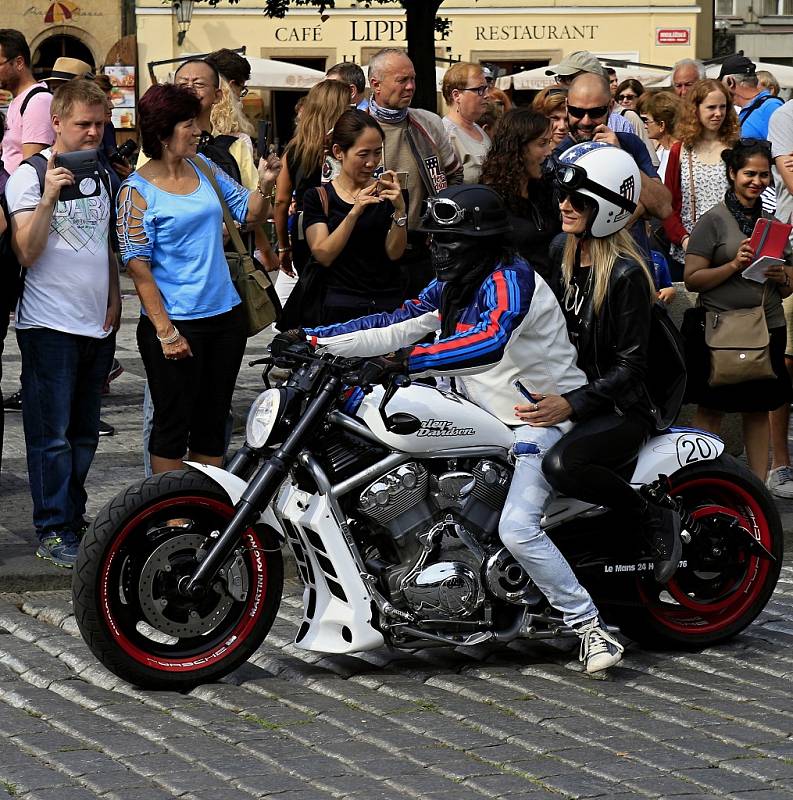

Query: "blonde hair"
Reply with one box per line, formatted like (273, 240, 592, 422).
(51, 78, 108, 119)
(288, 79, 350, 177)
(756, 70, 780, 97)
(561, 230, 656, 315)
(210, 76, 255, 137)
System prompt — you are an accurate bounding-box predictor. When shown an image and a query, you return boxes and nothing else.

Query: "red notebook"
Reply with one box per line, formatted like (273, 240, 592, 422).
(749, 217, 792, 260)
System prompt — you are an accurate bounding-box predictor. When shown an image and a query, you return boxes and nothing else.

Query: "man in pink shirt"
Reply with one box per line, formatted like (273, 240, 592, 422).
(0, 29, 53, 174)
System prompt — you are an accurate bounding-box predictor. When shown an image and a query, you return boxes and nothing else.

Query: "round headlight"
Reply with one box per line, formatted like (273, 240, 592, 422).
(245, 389, 281, 448)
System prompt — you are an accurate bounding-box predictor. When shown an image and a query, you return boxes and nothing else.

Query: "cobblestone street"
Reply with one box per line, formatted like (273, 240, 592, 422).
(3, 279, 793, 799)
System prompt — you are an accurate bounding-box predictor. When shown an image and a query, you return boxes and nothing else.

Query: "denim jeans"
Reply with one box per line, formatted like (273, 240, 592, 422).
(499, 425, 598, 627)
(17, 327, 115, 538)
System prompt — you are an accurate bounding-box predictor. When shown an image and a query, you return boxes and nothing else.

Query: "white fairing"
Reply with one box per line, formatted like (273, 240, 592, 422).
(357, 383, 514, 453)
(630, 428, 725, 485)
(184, 462, 283, 538)
(276, 485, 385, 653)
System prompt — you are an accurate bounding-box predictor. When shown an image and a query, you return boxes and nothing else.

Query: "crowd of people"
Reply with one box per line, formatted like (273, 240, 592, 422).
(3, 30, 793, 672)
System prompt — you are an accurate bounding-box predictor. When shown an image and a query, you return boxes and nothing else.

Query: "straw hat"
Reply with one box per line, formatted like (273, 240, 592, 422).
(47, 57, 94, 83)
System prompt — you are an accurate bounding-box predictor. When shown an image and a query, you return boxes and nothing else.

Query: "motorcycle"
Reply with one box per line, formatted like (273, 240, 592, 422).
(73, 344, 783, 689)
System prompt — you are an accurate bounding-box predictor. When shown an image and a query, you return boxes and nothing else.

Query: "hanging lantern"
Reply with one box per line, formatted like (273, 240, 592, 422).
(173, 0, 195, 47)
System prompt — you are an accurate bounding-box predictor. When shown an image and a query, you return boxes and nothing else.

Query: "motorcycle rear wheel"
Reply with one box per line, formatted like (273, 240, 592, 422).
(613, 455, 782, 648)
(73, 469, 283, 690)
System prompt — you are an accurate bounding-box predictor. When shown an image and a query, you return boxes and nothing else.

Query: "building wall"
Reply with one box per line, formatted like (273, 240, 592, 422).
(2, 0, 124, 69)
(136, 0, 701, 92)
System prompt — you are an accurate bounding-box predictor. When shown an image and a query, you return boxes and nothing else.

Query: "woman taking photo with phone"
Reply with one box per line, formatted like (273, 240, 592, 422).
(520, 143, 683, 585)
(684, 140, 793, 479)
(281, 109, 407, 327)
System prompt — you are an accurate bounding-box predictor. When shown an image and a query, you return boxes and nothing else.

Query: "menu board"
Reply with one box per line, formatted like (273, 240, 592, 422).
(104, 65, 136, 129)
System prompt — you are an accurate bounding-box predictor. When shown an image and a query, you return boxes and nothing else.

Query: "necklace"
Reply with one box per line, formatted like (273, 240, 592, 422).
(564, 268, 593, 317)
(334, 180, 364, 204)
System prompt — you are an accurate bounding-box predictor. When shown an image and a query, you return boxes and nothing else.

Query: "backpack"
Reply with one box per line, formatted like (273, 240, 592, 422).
(199, 134, 242, 184)
(0, 153, 48, 321)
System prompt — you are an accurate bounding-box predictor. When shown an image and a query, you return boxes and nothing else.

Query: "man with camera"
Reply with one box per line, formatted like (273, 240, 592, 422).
(6, 79, 120, 568)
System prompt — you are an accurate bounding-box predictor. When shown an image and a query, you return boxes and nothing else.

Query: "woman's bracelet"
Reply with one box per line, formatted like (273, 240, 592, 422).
(277, 246, 292, 254)
(157, 325, 181, 345)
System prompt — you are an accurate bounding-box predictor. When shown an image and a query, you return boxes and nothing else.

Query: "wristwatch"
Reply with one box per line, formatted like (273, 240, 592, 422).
(391, 213, 408, 228)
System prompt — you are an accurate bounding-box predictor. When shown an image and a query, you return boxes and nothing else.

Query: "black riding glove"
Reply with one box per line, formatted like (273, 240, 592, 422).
(270, 328, 307, 358)
(350, 352, 409, 387)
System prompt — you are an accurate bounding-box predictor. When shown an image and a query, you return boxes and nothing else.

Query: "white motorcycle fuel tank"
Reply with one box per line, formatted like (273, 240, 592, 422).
(355, 383, 514, 454)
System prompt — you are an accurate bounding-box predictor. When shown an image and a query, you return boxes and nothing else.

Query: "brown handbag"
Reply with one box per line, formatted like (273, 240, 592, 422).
(704, 285, 775, 387)
(193, 157, 279, 337)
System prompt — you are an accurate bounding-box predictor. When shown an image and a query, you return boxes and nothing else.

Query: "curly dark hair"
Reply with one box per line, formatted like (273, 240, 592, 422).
(138, 83, 201, 160)
(480, 108, 550, 206)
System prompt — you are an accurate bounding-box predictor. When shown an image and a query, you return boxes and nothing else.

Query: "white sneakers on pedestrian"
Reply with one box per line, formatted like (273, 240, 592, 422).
(575, 617, 624, 674)
(766, 466, 793, 499)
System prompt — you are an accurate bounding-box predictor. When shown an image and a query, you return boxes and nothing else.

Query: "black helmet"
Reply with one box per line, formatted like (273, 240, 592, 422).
(417, 184, 513, 238)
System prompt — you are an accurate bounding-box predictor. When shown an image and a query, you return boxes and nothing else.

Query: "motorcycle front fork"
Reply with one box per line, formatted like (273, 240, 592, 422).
(641, 475, 696, 543)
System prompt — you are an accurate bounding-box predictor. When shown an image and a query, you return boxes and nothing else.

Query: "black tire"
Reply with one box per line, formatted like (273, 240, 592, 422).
(613, 454, 783, 649)
(72, 469, 283, 690)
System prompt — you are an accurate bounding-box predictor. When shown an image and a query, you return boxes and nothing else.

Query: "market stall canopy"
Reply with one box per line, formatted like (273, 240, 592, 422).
(245, 57, 326, 90)
(497, 63, 671, 91)
(704, 59, 793, 88)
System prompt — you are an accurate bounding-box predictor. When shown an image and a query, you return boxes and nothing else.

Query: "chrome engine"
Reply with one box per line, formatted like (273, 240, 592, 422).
(357, 460, 540, 619)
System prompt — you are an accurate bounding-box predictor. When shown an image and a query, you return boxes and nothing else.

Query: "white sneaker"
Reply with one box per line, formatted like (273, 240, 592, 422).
(575, 617, 624, 674)
(766, 466, 793, 499)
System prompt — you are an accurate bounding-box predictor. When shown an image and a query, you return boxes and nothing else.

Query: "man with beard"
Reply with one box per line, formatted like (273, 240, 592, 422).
(555, 72, 671, 251)
(271, 185, 625, 674)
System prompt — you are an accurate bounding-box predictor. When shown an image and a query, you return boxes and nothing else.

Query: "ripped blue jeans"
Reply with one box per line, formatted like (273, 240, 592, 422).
(499, 425, 598, 627)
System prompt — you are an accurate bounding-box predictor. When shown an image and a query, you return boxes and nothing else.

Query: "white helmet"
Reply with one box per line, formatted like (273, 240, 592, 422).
(555, 142, 641, 238)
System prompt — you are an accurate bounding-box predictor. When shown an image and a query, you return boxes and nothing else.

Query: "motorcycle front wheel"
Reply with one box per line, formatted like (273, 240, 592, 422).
(73, 469, 283, 690)
(614, 454, 782, 649)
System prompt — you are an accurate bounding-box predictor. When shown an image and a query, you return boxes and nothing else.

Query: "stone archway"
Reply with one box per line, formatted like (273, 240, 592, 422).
(30, 26, 101, 80)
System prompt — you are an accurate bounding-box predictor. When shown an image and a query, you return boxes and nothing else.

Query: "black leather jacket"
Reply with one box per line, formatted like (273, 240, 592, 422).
(549, 243, 653, 423)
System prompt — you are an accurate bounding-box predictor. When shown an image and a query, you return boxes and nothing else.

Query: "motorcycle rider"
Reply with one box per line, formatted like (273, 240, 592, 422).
(273, 184, 625, 674)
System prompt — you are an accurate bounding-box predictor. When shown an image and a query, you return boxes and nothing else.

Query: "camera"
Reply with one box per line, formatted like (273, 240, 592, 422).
(109, 138, 137, 166)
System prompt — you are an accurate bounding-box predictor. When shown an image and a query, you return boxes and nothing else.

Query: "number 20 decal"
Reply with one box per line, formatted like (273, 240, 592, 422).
(676, 434, 715, 467)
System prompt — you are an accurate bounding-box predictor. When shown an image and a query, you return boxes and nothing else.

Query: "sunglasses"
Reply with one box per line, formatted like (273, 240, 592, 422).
(547, 87, 568, 96)
(567, 104, 609, 120)
(617, 94, 637, 102)
(739, 137, 772, 150)
(557, 190, 592, 213)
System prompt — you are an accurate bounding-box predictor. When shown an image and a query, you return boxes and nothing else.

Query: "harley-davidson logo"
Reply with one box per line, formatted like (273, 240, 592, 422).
(417, 418, 475, 437)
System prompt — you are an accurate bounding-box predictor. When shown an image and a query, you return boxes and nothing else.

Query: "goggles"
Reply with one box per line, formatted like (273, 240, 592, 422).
(554, 159, 638, 215)
(421, 196, 477, 227)
(738, 137, 771, 150)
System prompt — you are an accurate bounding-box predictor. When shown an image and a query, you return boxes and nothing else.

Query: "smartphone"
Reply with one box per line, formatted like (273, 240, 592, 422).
(54, 149, 102, 202)
(257, 120, 271, 158)
(514, 379, 540, 404)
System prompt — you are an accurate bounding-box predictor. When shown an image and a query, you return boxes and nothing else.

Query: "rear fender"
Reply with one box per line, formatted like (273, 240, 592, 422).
(185, 462, 284, 541)
(631, 428, 725, 486)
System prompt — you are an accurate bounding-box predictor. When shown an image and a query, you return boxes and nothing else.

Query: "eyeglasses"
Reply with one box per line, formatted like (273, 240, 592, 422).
(557, 190, 592, 213)
(461, 84, 489, 97)
(567, 104, 609, 120)
(176, 79, 210, 91)
(547, 87, 568, 97)
(640, 115, 654, 125)
(617, 94, 637, 102)
(554, 72, 581, 85)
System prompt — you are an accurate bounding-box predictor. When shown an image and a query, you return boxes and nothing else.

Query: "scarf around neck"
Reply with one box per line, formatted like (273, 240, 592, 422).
(369, 97, 409, 124)
(724, 189, 763, 237)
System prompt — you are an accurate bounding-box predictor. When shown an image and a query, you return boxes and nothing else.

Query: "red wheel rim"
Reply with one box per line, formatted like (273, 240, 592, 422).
(99, 495, 268, 673)
(638, 476, 773, 636)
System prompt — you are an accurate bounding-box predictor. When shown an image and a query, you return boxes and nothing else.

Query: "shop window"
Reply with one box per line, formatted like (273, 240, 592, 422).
(758, 0, 793, 14)
(715, 0, 735, 15)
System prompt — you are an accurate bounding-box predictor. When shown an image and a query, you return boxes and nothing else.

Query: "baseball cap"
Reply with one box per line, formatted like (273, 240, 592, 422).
(718, 53, 755, 79)
(48, 57, 95, 83)
(546, 51, 605, 78)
